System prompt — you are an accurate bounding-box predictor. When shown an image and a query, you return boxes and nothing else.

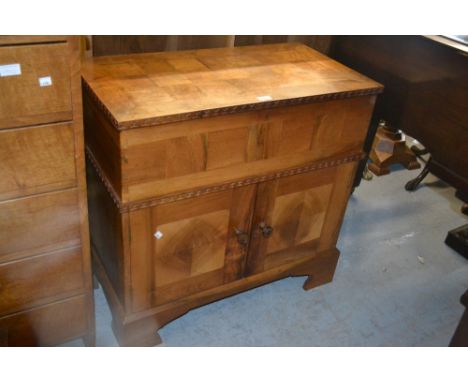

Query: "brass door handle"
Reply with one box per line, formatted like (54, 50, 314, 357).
(258, 222, 273, 238)
(234, 228, 249, 247)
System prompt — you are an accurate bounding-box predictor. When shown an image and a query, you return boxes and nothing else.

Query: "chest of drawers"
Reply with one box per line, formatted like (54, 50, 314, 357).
(0, 36, 94, 346)
(82, 43, 382, 346)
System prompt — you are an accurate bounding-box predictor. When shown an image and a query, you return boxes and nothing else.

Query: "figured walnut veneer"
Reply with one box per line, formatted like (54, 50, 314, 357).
(0, 36, 94, 347)
(83, 43, 382, 346)
(81, 43, 381, 129)
(0, 43, 73, 130)
(268, 183, 333, 255)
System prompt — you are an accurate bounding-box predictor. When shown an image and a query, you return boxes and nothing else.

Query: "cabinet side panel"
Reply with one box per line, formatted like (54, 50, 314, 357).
(83, 85, 123, 199)
(318, 161, 358, 251)
(68, 35, 95, 345)
(86, 159, 125, 305)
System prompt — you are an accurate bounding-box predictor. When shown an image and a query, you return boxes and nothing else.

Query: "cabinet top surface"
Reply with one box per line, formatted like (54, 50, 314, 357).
(81, 43, 383, 129)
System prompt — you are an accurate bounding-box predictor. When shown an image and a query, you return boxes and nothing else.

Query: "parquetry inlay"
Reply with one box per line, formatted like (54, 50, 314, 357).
(154, 210, 229, 287)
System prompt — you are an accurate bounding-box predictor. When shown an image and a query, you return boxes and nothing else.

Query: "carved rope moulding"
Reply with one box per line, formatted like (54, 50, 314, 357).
(85, 146, 362, 213)
(82, 80, 382, 131)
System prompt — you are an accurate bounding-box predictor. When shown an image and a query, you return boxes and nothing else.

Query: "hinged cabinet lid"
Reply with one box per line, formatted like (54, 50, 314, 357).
(81, 43, 383, 130)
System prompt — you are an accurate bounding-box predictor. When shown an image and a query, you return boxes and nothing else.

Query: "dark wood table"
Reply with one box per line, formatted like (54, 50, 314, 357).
(331, 35, 468, 197)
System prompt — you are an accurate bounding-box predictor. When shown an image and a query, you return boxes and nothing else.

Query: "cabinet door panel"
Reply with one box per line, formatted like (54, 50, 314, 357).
(154, 209, 229, 287)
(267, 169, 335, 255)
(129, 186, 255, 312)
(246, 162, 357, 274)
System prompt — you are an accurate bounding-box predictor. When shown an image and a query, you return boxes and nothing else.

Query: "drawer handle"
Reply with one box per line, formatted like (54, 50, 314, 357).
(234, 228, 249, 247)
(258, 222, 273, 238)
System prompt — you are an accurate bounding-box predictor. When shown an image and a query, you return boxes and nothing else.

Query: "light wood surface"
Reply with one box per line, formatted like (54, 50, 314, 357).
(0, 190, 81, 263)
(84, 43, 380, 345)
(128, 187, 256, 311)
(0, 295, 88, 346)
(0, 246, 84, 316)
(121, 97, 374, 198)
(0, 42, 73, 129)
(0, 36, 94, 347)
(0, 122, 76, 201)
(81, 43, 381, 129)
(0, 36, 67, 46)
(84, 86, 376, 206)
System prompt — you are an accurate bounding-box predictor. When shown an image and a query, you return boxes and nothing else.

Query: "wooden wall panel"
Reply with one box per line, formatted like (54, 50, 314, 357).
(91, 35, 232, 56)
(173, 36, 233, 51)
(92, 36, 169, 56)
(90, 35, 333, 57)
(235, 35, 288, 46)
(234, 35, 332, 54)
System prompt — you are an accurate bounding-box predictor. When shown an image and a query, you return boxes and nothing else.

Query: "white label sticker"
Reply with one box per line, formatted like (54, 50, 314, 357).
(153, 230, 164, 240)
(0, 63, 21, 77)
(256, 95, 273, 102)
(38, 76, 52, 87)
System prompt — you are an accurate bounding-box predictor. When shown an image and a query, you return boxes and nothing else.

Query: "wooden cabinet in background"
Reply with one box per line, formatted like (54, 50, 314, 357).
(0, 36, 94, 346)
(331, 35, 468, 196)
(82, 43, 382, 346)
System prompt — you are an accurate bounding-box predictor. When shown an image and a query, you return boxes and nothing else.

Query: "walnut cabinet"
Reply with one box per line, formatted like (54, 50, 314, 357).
(0, 36, 94, 346)
(82, 43, 382, 346)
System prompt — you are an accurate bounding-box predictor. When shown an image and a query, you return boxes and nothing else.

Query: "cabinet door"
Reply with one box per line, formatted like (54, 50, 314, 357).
(245, 162, 357, 275)
(128, 186, 256, 312)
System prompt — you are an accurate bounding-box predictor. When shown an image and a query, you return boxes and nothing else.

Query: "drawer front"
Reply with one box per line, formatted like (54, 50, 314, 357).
(0, 36, 68, 46)
(0, 294, 87, 346)
(0, 42, 72, 129)
(121, 96, 374, 202)
(128, 186, 256, 311)
(0, 122, 76, 201)
(0, 189, 81, 262)
(0, 247, 84, 316)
